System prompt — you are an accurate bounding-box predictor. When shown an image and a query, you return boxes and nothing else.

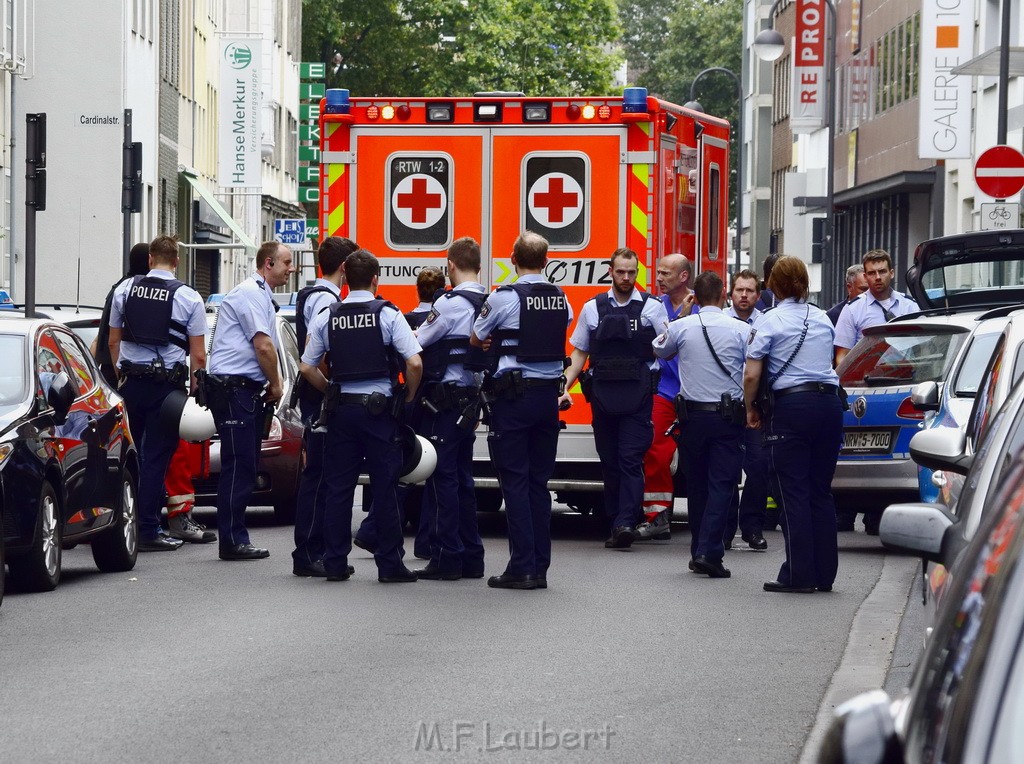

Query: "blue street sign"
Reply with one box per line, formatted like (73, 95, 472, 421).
(274, 218, 307, 244)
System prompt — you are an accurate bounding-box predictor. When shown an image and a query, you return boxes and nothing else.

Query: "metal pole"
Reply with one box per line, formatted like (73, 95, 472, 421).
(24, 202, 35, 319)
(824, 0, 837, 305)
(122, 108, 132, 274)
(997, 0, 1011, 145)
(688, 67, 744, 276)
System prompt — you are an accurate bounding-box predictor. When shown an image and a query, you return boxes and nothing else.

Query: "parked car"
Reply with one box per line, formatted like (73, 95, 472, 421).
(205, 293, 226, 312)
(819, 448, 1024, 763)
(0, 315, 139, 592)
(832, 228, 1024, 532)
(0, 289, 14, 310)
(192, 312, 304, 523)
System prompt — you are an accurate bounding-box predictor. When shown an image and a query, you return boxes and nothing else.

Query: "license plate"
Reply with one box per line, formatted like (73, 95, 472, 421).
(841, 429, 894, 455)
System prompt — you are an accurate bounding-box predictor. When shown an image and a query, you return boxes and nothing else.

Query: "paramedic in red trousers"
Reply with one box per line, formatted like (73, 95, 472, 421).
(636, 253, 694, 540)
(107, 235, 208, 552)
(300, 250, 423, 583)
(724, 268, 769, 552)
(207, 242, 294, 560)
(560, 248, 668, 549)
(471, 232, 572, 590)
(653, 271, 746, 579)
(414, 237, 488, 580)
(290, 236, 358, 577)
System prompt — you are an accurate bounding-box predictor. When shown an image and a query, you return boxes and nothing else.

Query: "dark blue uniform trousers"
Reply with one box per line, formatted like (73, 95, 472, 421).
(678, 412, 744, 562)
(725, 426, 770, 540)
(292, 421, 328, 565)
(120, 378, 181, 541)
(488, 385, 560, 577)
(767, 392, 843, 589)
(420, 407, 485, 576)
(592, 400, 654, 530)
(323, 403, 406, 577)
(211, 386, 264, 547)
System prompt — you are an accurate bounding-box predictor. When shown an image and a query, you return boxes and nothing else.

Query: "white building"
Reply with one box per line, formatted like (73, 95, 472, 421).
(0, 0, 30, 295)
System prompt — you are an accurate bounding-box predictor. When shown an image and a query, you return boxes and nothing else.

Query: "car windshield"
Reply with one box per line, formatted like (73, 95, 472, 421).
(67, 322, 101, 350)
(0, 334, 28, 413)
(921, 255, 1024, 305)
(952, 333, 1002, 397)
(839, 328, 967, 387)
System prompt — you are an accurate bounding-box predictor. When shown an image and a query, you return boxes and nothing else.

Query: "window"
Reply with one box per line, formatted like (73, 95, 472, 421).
(52, 330, 96, 397)
(708, 165, 720, 260)
(522, 154, 589, 249)
(952, 332, 1002, 397)
(386, 153, 453, 250)
(839, 328, 967, 387)
(36, 330, 66, 404)
(0, 334, 27, 415)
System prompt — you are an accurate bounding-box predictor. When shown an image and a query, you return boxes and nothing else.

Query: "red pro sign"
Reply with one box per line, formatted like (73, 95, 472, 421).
(791, 0, 827, 133)
(975, 145, 1024, 199)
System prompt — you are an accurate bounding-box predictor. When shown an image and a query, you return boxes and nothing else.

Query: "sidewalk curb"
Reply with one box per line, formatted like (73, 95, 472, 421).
(798, 553, 918, 763)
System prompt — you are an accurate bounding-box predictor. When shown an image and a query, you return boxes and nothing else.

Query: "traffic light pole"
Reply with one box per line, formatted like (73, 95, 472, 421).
(122, 109, 133, 274)
(24, 113, 46, 319)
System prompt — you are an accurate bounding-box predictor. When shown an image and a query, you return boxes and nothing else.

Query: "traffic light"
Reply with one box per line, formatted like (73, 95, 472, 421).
(123, 141, 143, 214)
(811, 217, 827, 263)
(26, 113, 46, 211)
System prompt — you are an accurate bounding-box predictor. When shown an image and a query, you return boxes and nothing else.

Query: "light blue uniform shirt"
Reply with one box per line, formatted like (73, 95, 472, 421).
(726, 305, 762, 325)
(833, 289, 919, 349)
(303, 278, 341, 330)
(109, 268, 206, 367)
(416, 282, 486, 386)
(209, 274, 279, 381)
(653, 305, 746, 402)
(303, 290, 422, 395)
(472, 274, 574, 380)
(570, 287, 668, 370)
(747, 298, 839, 390)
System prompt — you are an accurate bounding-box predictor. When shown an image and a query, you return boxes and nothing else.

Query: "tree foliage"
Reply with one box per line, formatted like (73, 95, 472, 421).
(302, 0, 622, 97)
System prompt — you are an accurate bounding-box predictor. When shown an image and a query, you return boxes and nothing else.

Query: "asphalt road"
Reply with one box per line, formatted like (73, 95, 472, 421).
(0, 501, 912, 763)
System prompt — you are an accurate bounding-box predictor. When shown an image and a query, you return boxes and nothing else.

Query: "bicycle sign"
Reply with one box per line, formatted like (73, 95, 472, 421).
(981, 203, 1020, 231)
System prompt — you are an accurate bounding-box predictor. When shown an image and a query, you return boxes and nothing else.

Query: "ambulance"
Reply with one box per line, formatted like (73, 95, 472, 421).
(317, 87, 731, 514)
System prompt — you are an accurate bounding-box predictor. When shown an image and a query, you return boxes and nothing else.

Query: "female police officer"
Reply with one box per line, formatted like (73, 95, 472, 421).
(742, 256, 843, 594)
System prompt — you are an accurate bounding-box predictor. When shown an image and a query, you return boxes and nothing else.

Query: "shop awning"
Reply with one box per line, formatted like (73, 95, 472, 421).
(180, 171, 257, 252)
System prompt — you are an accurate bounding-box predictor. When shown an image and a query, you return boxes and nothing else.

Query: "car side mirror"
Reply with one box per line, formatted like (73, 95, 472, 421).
(46, 371, 76, 424)
(818, 690, 902, 764)
(879, 502, 956, 563)
(909, 427, 972, 475)
(911, 381, 939, 412)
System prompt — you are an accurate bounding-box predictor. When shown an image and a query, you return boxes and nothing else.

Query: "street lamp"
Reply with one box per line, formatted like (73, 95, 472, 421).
(684, 67, 743, 278)
(753, 0, 837, 303)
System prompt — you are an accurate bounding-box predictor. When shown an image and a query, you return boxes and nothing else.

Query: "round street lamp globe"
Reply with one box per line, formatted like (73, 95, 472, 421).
(752, 28, 786, 62)
(683, 100, 704, 113)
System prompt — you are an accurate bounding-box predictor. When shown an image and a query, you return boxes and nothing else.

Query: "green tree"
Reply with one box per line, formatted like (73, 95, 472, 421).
(616, 0, 676, 87)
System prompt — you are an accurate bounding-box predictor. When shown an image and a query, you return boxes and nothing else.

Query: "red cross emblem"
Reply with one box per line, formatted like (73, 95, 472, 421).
(392, 174, 447, 229)
(528, 173, 583, 229)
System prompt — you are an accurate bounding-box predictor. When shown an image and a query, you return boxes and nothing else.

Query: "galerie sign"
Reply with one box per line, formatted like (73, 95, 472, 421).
(918, 0, 972, 159)
(219, 38, 262, 187)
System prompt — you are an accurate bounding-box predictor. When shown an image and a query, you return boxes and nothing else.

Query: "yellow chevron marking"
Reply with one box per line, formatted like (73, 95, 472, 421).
(630, 202, 648, 237)
(632, 162, 650, 188)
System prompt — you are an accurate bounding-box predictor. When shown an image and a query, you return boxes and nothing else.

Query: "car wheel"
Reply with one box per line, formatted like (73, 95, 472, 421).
(8, 481, 62, 592)
(91, 470, 139, 572)
(273, 499, 297, 525)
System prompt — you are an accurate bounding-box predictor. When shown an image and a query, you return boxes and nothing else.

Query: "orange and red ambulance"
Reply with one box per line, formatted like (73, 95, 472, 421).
(317, 88, 731, 512)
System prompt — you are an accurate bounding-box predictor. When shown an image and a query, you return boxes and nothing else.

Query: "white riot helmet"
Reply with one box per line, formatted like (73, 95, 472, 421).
(159, 389, 217, 443)
(398, 425, 437, 485)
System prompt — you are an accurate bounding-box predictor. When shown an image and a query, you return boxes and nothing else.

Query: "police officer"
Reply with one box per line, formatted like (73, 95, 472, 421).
(414, 237, 488, 580)
(207, 241, 294, 561)
(744, 256, 844, 593)
(724, 269, 769, 552)
(108, 235, 208, 552)
(653, 271, 746, 578)
(96, 242, 151, 386)
(471, 231, 572, 590)
(300, 249, 423, 583)
(405, 266, 446, 329)
(561, 248, 667, 549)
(291, 236, 358, 577)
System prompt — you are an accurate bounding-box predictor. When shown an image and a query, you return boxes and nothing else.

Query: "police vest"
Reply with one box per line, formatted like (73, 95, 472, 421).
(587, 293, 657, 415)
(404, 308, 431, 330)
(492, 281, 569, 362)
(295, 284, 339, 352)
(327, 299, 399, 382)
(421, 290, 488, 382)
(123, 275, 188, 350)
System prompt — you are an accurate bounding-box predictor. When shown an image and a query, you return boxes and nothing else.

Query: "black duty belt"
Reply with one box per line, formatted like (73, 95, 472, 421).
(523, 378, 560, 388)
(338, 393, 392, 406)
(685, 401, 721, 413)
(774, 382, 839, 398)
(120, 362, 187, 383)
(218, 375, 265, 392)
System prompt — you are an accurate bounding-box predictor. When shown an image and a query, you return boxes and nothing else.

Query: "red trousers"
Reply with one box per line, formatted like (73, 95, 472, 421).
(164, 440, 208, 516)
(642, 394, 678, 511)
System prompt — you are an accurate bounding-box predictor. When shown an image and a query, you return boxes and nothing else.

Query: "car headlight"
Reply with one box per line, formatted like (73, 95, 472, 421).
(0, 443, 13, 467)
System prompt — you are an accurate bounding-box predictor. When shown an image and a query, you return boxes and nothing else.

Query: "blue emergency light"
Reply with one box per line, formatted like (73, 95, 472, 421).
(622, 87, 648, 113)
(325, 89, 350, 114)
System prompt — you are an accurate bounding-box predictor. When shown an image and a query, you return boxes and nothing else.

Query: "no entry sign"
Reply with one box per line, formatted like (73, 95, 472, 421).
(975, 145, 1024, 199)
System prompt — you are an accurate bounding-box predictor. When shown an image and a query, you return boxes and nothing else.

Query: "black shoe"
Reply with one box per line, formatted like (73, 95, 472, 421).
(352, 536, 377, 554)
(414, 551, 431, 561)
(219, 543, 270, 561)
(536, 577, 547, 589)
(604, 526, 636, 549)
(463, 567, 485, 579)
(687, 558, 696, 572)
(763, 580, 815, 593)
(139, 535, 184, 552)
(487, 573, 538, 590)
(327, 565, 356, 582)
(742, 533, 768, 551)
(378, 567, 418, 583)
(692, 555, 731, 578)
(418, 564, 461, 581)
(817, 585, 833, 592)
(724, 536, 734, 550)
(293, 559, 328, 577)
